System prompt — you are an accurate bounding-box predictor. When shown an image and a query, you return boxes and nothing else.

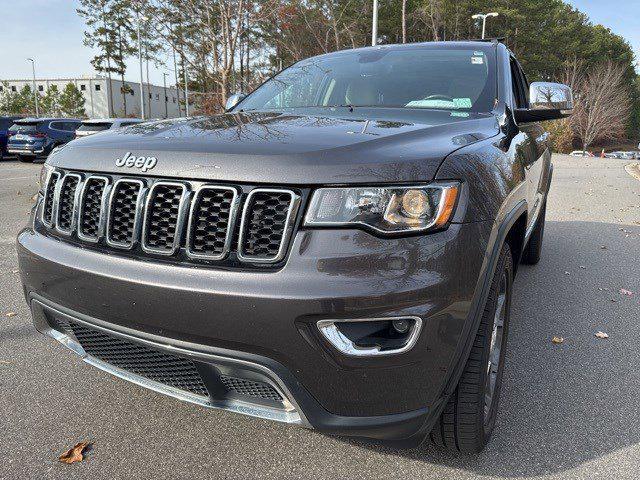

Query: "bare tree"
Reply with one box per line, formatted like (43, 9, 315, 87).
(401, 0, 407, 43)
(571, 62, 630, 152)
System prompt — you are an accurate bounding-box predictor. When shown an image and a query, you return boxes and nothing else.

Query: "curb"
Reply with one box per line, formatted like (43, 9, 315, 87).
(625, 163, 640, 182)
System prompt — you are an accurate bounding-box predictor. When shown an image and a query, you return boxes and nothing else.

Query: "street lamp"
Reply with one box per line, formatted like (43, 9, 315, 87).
(472, 12, 499, 39)
(371, 0, 379, 46)
(162, 72, 168, 118)
(133, 10, 145, 119)
(27, 58, 39, 117)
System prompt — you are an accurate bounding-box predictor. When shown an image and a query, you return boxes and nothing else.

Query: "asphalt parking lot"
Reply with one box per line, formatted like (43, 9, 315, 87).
(1, 155, 639, 479)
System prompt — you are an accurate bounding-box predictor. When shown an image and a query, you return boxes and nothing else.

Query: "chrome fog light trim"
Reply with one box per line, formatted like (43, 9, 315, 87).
(317, 316, 423, 357)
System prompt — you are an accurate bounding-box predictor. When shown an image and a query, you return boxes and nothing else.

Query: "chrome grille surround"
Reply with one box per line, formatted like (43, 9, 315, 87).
(54, 173, 82, 236)
(77, 175, 110, 243)
(42, 171, 61, 228)
(237, 188, 301, 263)
(106, 178, 146, 250)
(185, 185, 240, 261)
(38, 169, 302, 266)
(141, 181, 190, 256)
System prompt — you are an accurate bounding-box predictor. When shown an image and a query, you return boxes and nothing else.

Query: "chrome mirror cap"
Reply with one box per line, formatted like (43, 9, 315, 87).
(529, 82, 574, 114)
(225, 93, 246, 111)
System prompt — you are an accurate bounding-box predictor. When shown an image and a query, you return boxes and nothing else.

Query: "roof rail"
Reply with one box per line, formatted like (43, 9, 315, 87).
(467, 37, 506, 43)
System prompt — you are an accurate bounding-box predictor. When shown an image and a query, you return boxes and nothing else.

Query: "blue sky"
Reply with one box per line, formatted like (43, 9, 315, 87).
(0, 0, 638, 86)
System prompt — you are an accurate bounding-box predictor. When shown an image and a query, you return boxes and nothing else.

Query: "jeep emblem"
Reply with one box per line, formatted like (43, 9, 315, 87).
(115, 152, 157, 172)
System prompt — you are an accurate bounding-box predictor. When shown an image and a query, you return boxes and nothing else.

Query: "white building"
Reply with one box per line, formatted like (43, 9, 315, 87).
(0, 75, 186, 119)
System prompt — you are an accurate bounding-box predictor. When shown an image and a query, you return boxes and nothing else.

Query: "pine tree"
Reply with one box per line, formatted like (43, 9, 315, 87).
(16, 85, 37, 115)
(0, 82, 22, 114)
(41, 85, 62, 116)
(59, 83, 87, 117)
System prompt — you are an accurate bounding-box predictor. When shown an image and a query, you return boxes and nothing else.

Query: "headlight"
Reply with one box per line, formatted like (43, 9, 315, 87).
(304, 182, 460, 234)
(39, 163, 54, 193)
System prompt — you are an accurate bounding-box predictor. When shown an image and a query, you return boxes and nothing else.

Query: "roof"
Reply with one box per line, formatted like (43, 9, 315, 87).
(16, 117, 82, 123)
(81, 118, 144, 124)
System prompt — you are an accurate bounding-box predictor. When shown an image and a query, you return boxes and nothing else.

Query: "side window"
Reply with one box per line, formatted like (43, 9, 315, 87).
(65, 122, 80, 131)
(509, 57, 528, 109)
(49, 121, 63, 131)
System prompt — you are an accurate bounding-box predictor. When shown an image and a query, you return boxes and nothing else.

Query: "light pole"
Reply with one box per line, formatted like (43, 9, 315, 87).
(371, 0, 379, 46)
(162, 72, 168, 118)
(472, 12, 499, 39)
(134, 10, 145, 119)
(183, 58, 189, 117)
(27, 58, 39, 117)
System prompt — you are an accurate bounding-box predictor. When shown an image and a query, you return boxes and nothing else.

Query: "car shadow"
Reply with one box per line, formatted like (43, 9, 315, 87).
(332, 219, 640, 477)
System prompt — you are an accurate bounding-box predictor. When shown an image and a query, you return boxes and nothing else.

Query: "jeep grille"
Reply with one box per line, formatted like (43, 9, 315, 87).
(40, 170, 301, 266)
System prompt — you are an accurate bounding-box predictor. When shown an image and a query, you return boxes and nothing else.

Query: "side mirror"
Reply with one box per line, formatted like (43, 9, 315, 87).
(225, 93, 246, 111)
(515, 82, 573, 123)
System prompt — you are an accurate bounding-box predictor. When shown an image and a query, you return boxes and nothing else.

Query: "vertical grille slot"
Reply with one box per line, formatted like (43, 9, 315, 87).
(107, 179, 144, 249)
(42, 171, 61, 227)
(238, 189, 300, 263)
(142, 182, 187, 255)
(186, 186, 238, 260)
(78, 176, 108, 242)
(55, 174, 81, 234)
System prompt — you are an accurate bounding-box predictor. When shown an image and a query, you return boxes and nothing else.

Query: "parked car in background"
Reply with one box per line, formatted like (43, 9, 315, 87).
(569, 150, 594, 157)
(75, 118, 145, 139)
(0, 115, 24, 160)
(7, 118, 82, 162)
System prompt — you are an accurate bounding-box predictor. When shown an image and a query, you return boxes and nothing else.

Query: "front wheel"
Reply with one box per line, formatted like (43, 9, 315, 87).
(430, 243, 513, 453)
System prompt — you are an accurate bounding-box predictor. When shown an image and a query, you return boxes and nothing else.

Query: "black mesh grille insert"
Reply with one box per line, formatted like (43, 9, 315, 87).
(57, 175, 80, 231)
(62, 320, 209, 398)
(188, 187, 235, 258)
(43, 172, 60, 225)
(241, 191, 293, 259)
(79, 177, 107, 240)
(108, 180, 142, 246)
(219, 375, 283, 401)
(143, 183, 184, 252)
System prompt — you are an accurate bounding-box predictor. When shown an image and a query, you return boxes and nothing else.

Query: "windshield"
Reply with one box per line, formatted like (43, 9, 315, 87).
(239, 46, 496, 113)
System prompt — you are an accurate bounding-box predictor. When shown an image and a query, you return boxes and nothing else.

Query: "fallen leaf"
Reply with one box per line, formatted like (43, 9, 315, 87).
(5, 312, 16, 318)
(59, 442, 91, 464)
(600, 245, 607, 250)
(564, 271, 571, 275)
(552, 336, 564, 344)
(580, 266, 586, 269)
(595, 331, 609, 339)
(12, 269, 19, 274)
(620, 289, 634, 296)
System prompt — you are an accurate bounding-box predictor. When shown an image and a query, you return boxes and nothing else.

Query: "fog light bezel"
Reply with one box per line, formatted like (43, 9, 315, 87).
(316, 316, 423, 357)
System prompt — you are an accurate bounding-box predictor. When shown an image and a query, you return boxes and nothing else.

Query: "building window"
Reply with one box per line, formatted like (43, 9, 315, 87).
(172, 97, 176, 103)
(0, 86, 3, 92)
(38, 85, 44, 92)
(131, 89, 135, 96)
(11, 86, 17, 92)
(155, 93, 159, 100)
(165, 96, 168, 102)
(80, 84, 86, 91)
(148, 92, 152, 99)
(95, 84, 101, 91)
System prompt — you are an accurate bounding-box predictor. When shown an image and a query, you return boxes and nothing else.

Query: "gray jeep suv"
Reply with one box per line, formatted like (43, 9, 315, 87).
(17, 40, 572, 453)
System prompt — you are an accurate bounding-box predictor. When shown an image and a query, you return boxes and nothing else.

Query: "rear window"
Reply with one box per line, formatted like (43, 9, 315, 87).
(9, 122, 39, 133)
(77, 122, 113, 132)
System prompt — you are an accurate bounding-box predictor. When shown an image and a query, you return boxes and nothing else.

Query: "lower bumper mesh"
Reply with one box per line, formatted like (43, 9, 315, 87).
(57, 319, 209, 398)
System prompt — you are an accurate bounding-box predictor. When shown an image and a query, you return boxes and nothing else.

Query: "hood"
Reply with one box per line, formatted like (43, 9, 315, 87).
(50, 109, 500, 185)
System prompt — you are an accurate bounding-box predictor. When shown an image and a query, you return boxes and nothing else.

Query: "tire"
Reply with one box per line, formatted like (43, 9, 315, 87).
(18, 155, 33, 163)
(430, 243, 513, 454)
(521, 201, 546, 265)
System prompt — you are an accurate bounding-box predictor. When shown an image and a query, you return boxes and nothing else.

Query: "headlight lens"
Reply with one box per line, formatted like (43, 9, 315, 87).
(304, 182, 460, 234)
(39, 163, 54, 193)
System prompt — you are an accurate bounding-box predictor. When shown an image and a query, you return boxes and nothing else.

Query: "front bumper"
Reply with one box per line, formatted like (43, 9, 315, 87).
(18, 217, 492, 441)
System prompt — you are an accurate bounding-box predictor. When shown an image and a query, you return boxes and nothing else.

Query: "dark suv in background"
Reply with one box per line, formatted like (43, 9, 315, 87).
(7, 118, 81, 162)
(0, 115, 24, 160)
